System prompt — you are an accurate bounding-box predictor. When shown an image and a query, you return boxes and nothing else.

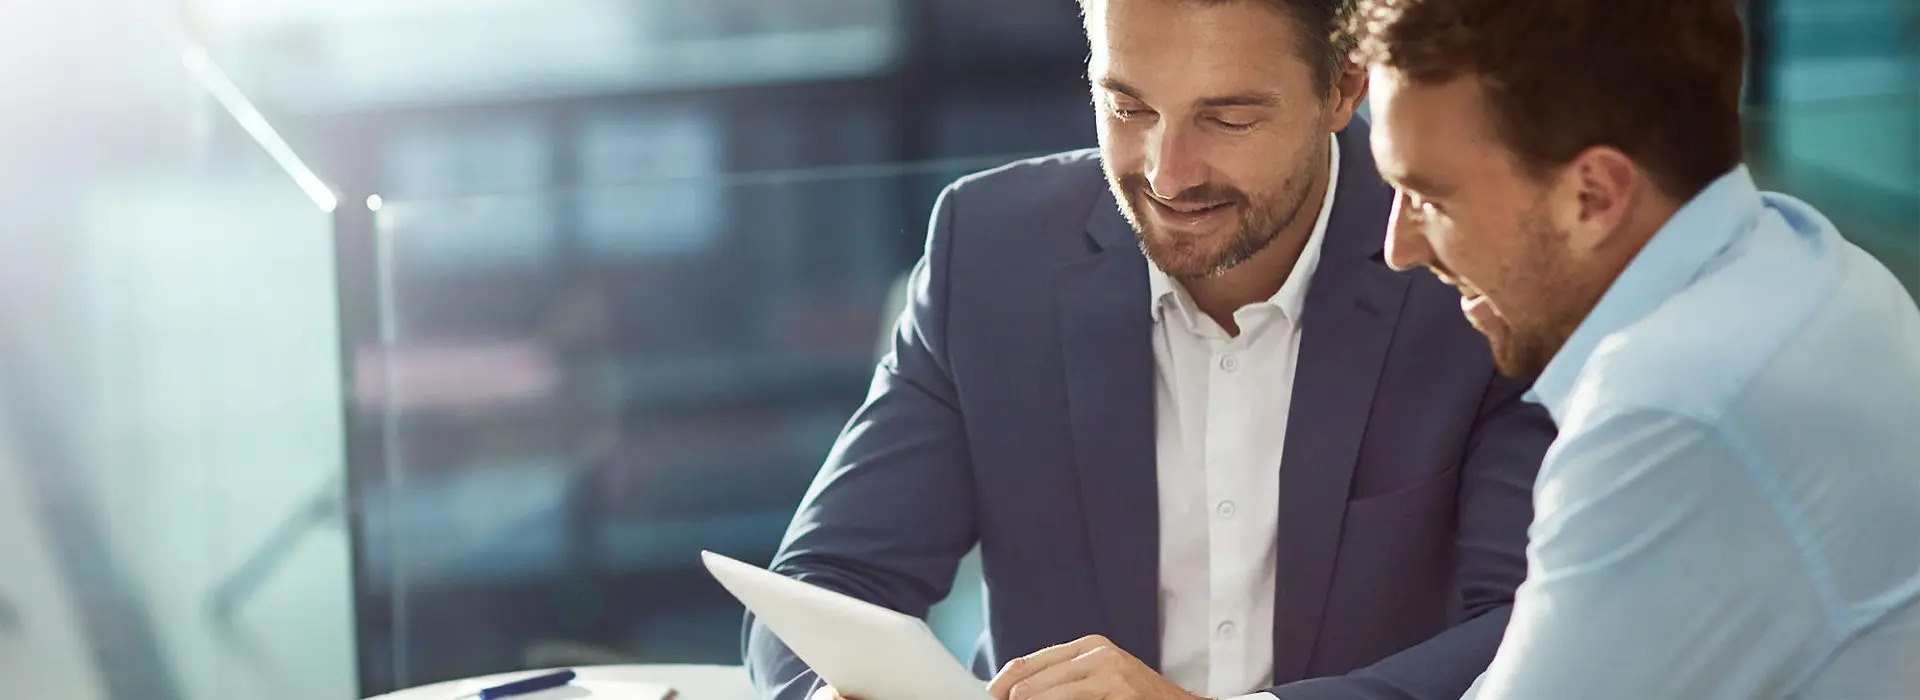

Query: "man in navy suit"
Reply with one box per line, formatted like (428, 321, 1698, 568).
(745, 1, 1554, 699)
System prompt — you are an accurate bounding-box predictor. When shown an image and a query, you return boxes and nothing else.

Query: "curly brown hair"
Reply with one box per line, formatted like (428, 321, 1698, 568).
(1344, 0, 1747, 198)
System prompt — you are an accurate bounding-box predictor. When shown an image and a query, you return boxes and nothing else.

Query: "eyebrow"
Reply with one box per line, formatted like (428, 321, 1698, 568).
(1197, 92, 1284, 109)
(1096, 77, 1146, 100)
(1380, 167, 1455, 198)
(1095, 77, 1283, 110)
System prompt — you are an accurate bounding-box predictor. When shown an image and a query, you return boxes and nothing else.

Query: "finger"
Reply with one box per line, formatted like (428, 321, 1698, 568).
(1072, 643, 1127, 666)
(1000, 654, 1097, 700)
(810, 684, 846, 700)
(989, 636, 1113, 700)
(1025, 678, 1112, 700)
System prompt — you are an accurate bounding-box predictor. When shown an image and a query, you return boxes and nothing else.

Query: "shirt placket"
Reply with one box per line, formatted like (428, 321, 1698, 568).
(1204, 332, 1250, 696)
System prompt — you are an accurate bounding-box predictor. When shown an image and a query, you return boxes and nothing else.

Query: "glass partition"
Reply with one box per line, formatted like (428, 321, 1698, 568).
(347, 157, 1019, 692)
(0, 4, 353, 700)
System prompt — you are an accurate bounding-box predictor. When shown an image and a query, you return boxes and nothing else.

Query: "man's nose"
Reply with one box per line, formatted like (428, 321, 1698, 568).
(1145, 123, 1206, 199)
(1383, 190, 1434, 272)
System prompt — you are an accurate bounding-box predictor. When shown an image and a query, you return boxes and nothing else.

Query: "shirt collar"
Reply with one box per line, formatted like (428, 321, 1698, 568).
(1151, 133, 1341, 329)
(1528, 165, 1764, 421)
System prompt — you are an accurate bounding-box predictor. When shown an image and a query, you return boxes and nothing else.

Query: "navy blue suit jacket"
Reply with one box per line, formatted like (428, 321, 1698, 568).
(745, 124, 1554, 700)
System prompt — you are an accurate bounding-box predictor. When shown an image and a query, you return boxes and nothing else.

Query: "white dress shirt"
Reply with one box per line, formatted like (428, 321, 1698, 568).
(1150, 135, 1339, 698)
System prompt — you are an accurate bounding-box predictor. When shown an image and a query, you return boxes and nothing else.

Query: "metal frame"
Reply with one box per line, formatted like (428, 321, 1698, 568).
(332, 195, 392, 695)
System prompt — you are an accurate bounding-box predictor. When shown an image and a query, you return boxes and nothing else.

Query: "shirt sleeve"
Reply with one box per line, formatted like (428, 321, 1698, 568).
(1471, 410, 1837, 700)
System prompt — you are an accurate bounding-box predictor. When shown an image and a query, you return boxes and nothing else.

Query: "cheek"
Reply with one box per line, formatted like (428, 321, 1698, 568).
(1443, 221, 1559, 308)
(1214, 134, 1310, 193)
(1096, 121, 1145, 169)
(1427, 217, 1505, 285)
(1425, 219, 1466, 258)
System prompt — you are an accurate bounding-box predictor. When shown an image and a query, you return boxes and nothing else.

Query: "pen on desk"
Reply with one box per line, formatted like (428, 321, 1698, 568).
(459, 669, 577, 700)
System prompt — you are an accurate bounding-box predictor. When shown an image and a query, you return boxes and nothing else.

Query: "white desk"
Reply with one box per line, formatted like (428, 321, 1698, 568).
(367, 664, 754, 700)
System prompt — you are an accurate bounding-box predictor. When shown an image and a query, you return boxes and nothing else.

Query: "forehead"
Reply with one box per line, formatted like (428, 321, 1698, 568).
(1368, 68, 1503, 185)
(1087, 0, 1310, 93)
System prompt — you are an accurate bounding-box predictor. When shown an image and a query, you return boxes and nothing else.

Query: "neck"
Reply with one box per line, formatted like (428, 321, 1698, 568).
(1569, 188, 1687, 343)
(1186, 149, 1333, 335)
(1597, 189, 1688, 289)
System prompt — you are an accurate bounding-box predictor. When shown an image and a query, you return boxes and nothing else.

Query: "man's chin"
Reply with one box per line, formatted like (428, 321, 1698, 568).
(1488, 348, 1534, 379)
(1484, 331, 1557, 379)
(1467, 312, 1528, 377)
(1142, 243, 1227, 281)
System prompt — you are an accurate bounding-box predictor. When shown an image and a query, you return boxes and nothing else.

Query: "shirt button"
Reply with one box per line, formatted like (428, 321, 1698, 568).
(1216, 500, 1236, 519)
(1216, 621, 1236, 638)
(1219, 354, 1240, 372)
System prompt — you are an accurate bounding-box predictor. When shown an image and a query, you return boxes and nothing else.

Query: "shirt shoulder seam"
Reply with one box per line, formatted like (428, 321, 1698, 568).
(1708, 419, 1850, 647)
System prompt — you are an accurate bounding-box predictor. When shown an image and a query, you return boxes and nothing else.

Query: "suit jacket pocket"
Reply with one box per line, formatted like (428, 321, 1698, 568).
(1344, 466, 1459, 524)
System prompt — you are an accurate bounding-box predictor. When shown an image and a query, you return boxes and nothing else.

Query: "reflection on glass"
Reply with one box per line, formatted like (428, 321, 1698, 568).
(0, 8, 353, 700)
(193, 0, 908, 112)
(352, 158, 1021, 691)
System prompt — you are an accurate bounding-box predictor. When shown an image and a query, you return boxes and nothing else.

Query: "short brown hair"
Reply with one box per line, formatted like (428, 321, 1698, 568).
(1345, 0, 1746, 199)
(1081, 0, 1359, 92)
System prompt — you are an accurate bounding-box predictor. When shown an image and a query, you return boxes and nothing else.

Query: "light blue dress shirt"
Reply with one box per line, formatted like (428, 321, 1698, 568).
(1462, 166, 1920, 699)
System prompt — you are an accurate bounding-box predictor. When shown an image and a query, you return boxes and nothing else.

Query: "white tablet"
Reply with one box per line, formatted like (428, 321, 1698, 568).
(701, 551, 990, 700)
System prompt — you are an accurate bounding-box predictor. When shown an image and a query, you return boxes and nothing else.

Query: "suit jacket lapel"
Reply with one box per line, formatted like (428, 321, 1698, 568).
(1057, 194, 1163, 670)
(1271, 124, 1410, 682)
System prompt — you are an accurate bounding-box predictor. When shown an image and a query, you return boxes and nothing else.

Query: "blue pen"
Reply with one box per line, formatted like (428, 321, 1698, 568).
(461, 669, 577, 700)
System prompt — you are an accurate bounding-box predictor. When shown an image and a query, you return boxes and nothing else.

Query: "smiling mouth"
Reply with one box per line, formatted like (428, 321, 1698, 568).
(1435, 272, 1480, 301)
(1457, 285, 1503, 329)
(1147, 196, 1233, 220)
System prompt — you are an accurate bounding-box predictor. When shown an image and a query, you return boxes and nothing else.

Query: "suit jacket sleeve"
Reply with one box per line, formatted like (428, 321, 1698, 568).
(743, 182, 980, 700)
(1264, 371, 1554, 700)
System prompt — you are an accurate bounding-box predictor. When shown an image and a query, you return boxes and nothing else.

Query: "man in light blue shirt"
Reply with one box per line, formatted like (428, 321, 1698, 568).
(1348, 0, 1920, 697)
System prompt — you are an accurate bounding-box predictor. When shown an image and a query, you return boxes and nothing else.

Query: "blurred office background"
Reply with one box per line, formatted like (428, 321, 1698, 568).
(0, 0, 1912, 698)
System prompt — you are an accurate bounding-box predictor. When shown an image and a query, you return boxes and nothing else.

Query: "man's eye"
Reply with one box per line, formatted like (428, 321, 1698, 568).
(1408, 193, 1439, 216)
(1210, 118, 1256, 133)
(1399, 191, 1439, 221)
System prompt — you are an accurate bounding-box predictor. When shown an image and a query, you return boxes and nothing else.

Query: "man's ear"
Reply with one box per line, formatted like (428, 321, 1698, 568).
(1328, 63, 1370, 132)
(1554, 146, 1640, 255)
